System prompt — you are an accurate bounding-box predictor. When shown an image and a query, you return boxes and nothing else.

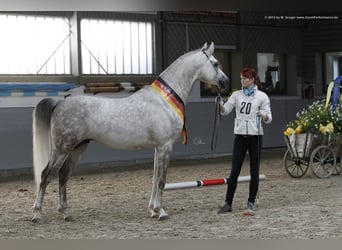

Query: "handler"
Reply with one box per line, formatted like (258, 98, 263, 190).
(217, 67, 272, 215)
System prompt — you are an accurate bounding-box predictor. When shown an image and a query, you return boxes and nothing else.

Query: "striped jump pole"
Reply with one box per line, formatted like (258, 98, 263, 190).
(164, 174, 266, 191)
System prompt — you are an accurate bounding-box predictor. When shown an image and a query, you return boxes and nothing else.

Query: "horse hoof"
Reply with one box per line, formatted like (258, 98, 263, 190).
(64, 216, 73, 222)
(32, 211, 41, 223)
(59, 207, 73, 221)
(159, 215, 170, 221)
(63, 211, 73, 221)
(151, 214, 159, 219)
(32, 217, 41, 223)
(150, 210, 159, 218)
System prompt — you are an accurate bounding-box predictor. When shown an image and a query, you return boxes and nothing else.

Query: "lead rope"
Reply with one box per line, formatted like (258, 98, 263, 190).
(211, 87, 223, 151)
(256, 107, 261, 207)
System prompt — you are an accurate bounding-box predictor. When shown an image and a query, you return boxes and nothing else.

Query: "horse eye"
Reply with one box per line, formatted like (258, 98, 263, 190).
(213, 61, 222, 69)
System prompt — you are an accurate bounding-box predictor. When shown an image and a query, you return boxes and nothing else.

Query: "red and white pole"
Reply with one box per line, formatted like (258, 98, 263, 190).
(164, 174, 266, 191)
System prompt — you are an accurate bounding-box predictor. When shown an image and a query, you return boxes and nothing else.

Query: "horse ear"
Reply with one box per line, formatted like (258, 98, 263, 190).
(207, 42, 215, 54)
(201, 42, 208, 50)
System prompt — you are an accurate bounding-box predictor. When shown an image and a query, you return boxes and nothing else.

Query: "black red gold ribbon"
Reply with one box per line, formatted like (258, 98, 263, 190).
(151, 78, 188, 145)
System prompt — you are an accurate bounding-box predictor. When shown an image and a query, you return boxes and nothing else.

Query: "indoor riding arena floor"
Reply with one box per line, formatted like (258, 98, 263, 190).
(1, 148, 341, 239)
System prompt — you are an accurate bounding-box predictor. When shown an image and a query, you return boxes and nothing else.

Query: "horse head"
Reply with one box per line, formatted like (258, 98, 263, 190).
(199, 42, 230, 92)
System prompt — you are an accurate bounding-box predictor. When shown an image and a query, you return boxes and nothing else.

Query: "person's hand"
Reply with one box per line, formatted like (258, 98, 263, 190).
(257, 110, 268, 120)
(215, 96, 225, 113)
(215, 96, 224, 106)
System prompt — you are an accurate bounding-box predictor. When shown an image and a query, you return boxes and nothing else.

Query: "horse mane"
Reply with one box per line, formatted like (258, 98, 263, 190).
(166, 48, 203, 68)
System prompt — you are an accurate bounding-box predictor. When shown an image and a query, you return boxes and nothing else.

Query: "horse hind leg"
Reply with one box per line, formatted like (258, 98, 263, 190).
(149, 143, 172, 220)
(32, 163, 54, 223)
(32, 151, 68, 223)
(58, 141, 89, 221)
(57, 160, 73, 221)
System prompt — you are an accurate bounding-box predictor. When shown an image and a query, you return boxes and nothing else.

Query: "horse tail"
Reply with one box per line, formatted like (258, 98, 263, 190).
(32, 98, 59, 189)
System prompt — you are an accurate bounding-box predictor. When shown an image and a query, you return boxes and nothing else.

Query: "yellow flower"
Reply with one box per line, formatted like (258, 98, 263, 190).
(295, 125, 302, 134)
(284, 127, 295, 136)
(319, 124, 326, 134)
(319, 123, 334, 134)
(327, 122, 334, 133)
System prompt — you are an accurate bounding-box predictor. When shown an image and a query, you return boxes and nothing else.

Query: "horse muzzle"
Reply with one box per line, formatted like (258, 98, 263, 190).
(218, 75, 229, 92)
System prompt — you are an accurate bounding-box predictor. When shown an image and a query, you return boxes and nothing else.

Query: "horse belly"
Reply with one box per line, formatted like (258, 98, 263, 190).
(91, 116, 181, 150)
(95, 127, 156, 150)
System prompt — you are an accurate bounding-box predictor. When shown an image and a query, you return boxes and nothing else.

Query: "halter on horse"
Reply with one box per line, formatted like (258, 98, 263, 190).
(31, 42, 229, 222)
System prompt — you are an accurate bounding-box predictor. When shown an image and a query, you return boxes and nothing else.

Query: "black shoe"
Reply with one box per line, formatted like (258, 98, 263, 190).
(217, 202, 232, 213)
(247, 201, 254, 211)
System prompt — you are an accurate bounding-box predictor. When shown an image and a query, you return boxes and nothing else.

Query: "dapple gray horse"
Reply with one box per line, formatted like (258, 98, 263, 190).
(32, 42, 229, 222)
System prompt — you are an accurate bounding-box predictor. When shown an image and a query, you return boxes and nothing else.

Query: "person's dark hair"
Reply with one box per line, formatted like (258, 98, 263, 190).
(240, 67, 264, 91)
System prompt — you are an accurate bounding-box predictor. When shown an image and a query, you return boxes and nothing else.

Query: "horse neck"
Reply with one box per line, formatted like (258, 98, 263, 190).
(160, 52, 203, 105)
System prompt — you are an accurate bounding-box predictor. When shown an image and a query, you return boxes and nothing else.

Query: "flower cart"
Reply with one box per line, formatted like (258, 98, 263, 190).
(283, 133, 340, 178)
(283, 100, 342, 178)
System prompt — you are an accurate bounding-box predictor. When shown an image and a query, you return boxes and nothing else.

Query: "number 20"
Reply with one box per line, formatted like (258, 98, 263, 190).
(240, 102, 251, 114)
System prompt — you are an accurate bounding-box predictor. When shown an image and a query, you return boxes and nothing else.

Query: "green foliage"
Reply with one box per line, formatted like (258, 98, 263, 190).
(286, 99, 342, 135)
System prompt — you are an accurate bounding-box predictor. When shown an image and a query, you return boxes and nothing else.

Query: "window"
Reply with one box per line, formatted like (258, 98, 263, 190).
(81, 18, 153, 74)
(257, 53, 284, 94)
(0, 13, 71, 75)
(325, 52, 342, 85)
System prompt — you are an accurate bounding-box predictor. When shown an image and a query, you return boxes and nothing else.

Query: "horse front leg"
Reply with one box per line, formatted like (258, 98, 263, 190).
(148, 149, 159, 218)
(149, 143, 172, 220)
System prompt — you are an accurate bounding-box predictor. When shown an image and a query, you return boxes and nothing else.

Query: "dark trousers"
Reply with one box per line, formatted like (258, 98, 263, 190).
(225, 135, 262, 205)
